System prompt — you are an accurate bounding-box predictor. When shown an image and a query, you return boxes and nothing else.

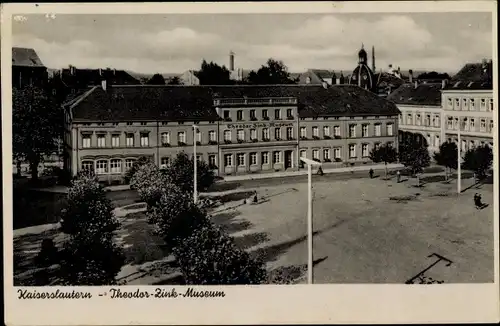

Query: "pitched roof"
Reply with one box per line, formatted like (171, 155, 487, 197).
(60, 68, 141, 89)
(12, 47, 45, 67)
(69, 84, 400, 122)
(445, 61, 493, 90)
(309, 69, 336, 79)
(386, 83, 442, 106)
(375, 72, 405, 88)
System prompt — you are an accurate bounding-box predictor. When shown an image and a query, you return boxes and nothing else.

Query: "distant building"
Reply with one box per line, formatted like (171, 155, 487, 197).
(179, 70, 200, 85)
(298, 69, 341, 85)
(348, 44, 377, 92)
(63, 84, 400, 183)
(12, 47, 48, 89)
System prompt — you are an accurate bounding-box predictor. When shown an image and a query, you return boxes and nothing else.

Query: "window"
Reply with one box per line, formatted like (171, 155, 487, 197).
(398, 115, 402, 125)
(333, 147, 341, 159)
(374, 143, 380, 150)
(447, 98, 453, 108)
(223, 110, 230, 119)
(416, 114, 421, 126)
(463, 98, 468, 110)
(469, 140, 475, 149)
(349, 144, 356, 158)
(447, 118, 453, 130)
(262, 128, 269, 140)
(323, 149, 330, 161)
(287, 109, 293, 118)
(362, 125, 368, 137)
(362, 144, 369, 157)
(161, 132, 170, 146)
(140, 122, 147, 126)
(489, 99, 493, 111)
(96, 160, 108, 175)
(312, 126, 319, 137)
(323, 126, 330, 137)
(489, 120, 494, 131)
(300, 150, 307, 158)
(126, 133, 134, 147)
(126, 122, 133, 126)
(140, 133, 149, 147)
(425, 115, 431, 126)
(250, 152, 257, 165)
(237, 153, 245, 166)
(455, 98, 460, 110)
(300, 127, 307, 138)
(312, 150, 319, 160)
(209, 130, 216, 142)
(480, 119, 486, 131)
(470, 99, 475, 110)
(250, 110, 256, 120)
(386, 123, 393, 136)
(96, 134, 106, 148)
(208, 155, 217, 167)
(125, 159, 135, 170)
(82, 135, 91, 148)
(160, 157, 170, 169)
(110, 159, 122, 173)
(434, 135, 440, 148)
(481, 99, 486, 110)
(237, 129, 245, 141)
(273, 151, 281, 163)
(250, 129, 257, 140)
(224, 154, 233, 167)
(237, 110, 243, 121)
(286, 127, 293, 140)
(434, 115, 440, 127)
(349, 125, 356, 138)
(470, 118, 475, 130)
(461, 140, 467, 152)
(262, 109, 269, 119)
(111, 134, 120, 147)
(176, 131, 185, 144)
(223, 130, 231, 142)
(81, 161, 94, 171)
(274, 109, 281, 119)
(453, 118, 458, 130)
(274, 128, 281, 140)
(333, 126, 340, 137)
(405, 114, 412, 125)
(261, 152, 269, 165)
(195, 130, 201, 142)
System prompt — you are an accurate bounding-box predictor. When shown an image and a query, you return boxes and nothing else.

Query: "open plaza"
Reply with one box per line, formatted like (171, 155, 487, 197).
(14, 166, 494, 285)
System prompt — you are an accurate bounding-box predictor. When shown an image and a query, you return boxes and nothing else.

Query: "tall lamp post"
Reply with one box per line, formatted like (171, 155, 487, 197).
(457, 119, 463, 194)
(300, 157, 322, 284)
(193, 125, 198, 204)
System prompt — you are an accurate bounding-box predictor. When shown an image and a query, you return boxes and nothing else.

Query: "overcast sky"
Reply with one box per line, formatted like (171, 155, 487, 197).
(12, 13, 492, 75)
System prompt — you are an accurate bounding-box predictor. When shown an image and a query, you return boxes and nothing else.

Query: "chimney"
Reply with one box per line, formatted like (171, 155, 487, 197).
(229, 51, 235, 71)
(409, 69, 413, 83)
(102, 79, 107, 91)
(441, 79, 447, 89)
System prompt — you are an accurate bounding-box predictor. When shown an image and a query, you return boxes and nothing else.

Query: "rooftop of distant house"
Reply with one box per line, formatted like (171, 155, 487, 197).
(386, 82, 443, 106)
(444, 61, 493, 90)
(58, 67, 141, 87)
(12, 47, 45, 68)
(68, 84, 401, 122)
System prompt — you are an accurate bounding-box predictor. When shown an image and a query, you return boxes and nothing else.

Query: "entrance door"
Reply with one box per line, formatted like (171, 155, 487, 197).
(284, 151, 293, 169)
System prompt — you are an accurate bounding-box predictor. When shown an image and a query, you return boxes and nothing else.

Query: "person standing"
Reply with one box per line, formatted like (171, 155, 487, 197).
(397, 170, 401, 183)
(369, 168, 374, 179)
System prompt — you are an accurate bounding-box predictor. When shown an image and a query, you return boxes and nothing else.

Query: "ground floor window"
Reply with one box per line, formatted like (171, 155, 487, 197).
(273, 151, 281, 164)
(110, 159, 122, 173)
(160, 157, 170, 169)
(312, 149, 319, 160)
(333, 147, 341, 159)
(81, 160, 94, 171)
(349, 144, 356, 158)
(262, 152, 269, 165)
(125, 159, 135, 170)
(96, 160, 108, 174)
(208, 155, 217, 168)
(237, 153, 245, 166)
(300, 150, 307, 158)
(224, 154, 233, 167)
(250, 152, 257, 165)
(323, 149, 330, 161)
(361, 144, 369, 157)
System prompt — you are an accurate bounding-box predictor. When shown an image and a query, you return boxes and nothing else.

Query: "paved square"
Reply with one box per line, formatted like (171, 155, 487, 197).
(213, 175, 494, 283)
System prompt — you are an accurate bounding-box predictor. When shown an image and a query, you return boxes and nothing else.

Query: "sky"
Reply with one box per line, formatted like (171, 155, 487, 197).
(12, 13, 493, 75)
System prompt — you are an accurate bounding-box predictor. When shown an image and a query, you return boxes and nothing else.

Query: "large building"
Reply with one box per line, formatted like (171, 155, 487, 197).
(63, 84, 400, 183)
(441, 60, 494, 151)
(12, 47, 48, 89)
(387, 81, 443, 153)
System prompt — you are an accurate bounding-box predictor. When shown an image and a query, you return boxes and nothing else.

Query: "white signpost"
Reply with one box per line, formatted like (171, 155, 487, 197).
(193, 125, 198, 204)
(300, 157, 322, 284)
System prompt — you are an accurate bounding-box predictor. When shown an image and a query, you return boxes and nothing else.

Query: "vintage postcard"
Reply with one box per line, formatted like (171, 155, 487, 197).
(2, 1, 499, 325)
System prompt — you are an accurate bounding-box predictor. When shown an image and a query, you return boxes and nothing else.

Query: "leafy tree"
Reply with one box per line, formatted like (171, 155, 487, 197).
(13, 86, 63, 181)
(163, 152, 215, 192)
(124, 156, 153, 185)
(399, 146, 431, 187)
(369, 144, 398, 180)
(130, 161, 169, 208)
(146, 73, 166, 85)
(462, 145, 493, 180)
(246, 58, 296, 85)
(168, 76, 183, 85)
(59, 171, 124, 285)
(433, 142, 458, 181)
(416, 71, 451, 80)
(196, 60, 232, 85)
(173, 224, 267, 285)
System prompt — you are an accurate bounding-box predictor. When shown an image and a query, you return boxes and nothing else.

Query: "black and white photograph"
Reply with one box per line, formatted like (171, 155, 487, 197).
(2, 1, 498, 325)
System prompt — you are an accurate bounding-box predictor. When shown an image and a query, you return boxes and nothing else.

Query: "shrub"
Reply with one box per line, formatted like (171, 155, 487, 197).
(163, 152, 215, 192)
(129, 161, 169, 207)
(146, 183, 210, 246)
(124, 156, 152, 185)
(173, 225, 267, 285)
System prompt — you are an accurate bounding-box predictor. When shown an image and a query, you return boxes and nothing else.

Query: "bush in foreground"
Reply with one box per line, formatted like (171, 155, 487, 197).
(163, 152, 215, 192)
(124, 156, 153, 185)
(129, 161, 169, 207)
(173, 225, 267, 285)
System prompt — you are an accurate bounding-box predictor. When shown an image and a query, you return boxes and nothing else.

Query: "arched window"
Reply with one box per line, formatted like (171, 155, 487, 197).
(96, 160, 108, 175)
(81, 161, 94, 171)
(110, 159, 122, 173)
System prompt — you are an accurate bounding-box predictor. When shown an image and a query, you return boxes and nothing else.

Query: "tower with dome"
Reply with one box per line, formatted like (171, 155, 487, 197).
(348, 44, 376, 92)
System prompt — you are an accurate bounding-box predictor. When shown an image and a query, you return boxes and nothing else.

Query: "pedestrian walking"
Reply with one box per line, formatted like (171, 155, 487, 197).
(317, 166, 324, 176)
(396, 170, 401, 183)
(369, 168, 374, 179)
(474, 193, 482, 209)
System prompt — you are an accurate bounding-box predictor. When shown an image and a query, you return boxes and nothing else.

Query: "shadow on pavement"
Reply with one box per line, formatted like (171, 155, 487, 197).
(267, 256, 328, 284)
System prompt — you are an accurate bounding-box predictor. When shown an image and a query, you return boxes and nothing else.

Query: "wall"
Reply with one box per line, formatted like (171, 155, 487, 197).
(397, 104, 442, 152)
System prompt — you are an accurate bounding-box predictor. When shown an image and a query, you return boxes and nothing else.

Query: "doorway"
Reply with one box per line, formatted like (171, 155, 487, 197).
(284, 150, 293, 169)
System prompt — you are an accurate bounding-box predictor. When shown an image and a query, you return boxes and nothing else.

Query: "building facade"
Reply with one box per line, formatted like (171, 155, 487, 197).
(12, 47, 48, 89)
(64, 84, 400, 183)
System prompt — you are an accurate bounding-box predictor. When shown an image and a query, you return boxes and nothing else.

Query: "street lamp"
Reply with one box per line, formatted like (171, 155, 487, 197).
(457, 119, 464, 194)
(193, 125, 198, 204)
(300, 157, 322, 284)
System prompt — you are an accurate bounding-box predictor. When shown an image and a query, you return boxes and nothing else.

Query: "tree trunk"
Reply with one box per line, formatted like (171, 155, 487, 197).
(444, 167, 448, 181)
(29, 158, 40, 182)
(416, 174, 420, 187)
(16, 160, 22, 178)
